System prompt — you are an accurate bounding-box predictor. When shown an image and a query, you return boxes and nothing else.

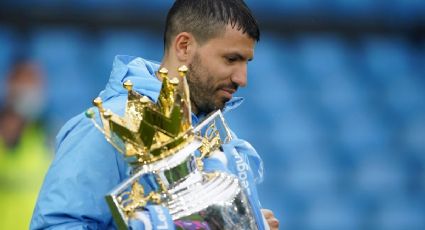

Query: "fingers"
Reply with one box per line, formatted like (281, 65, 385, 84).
(261, 209, 273, 218)
(261, 209, 280, 230)
(268, 217, 279, 229)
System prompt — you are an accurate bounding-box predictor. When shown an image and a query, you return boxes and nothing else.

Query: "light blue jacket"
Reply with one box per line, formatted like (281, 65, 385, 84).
(31, 55, 265, 229)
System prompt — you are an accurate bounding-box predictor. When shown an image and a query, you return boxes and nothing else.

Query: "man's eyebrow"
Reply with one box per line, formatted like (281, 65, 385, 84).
(227, 53, 254, 61)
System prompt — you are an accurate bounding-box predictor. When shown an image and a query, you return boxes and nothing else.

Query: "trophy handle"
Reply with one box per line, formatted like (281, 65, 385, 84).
(194, 110, 233, 143)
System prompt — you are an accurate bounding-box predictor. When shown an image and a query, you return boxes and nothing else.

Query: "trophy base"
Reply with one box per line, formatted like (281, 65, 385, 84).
(167, 171, 258, 230)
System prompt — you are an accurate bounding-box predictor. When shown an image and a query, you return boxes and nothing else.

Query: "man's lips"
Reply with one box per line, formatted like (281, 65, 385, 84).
(219, 87, 237, 99)
(221, 87, 236, 94)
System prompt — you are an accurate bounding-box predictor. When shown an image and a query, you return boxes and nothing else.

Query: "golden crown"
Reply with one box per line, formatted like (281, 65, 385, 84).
(86, 66, 194, 165)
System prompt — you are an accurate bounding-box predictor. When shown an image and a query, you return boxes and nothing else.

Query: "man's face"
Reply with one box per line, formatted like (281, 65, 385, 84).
(186, 25, 255, 115)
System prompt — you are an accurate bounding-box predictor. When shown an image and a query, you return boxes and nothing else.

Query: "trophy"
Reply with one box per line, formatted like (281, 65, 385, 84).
(86, 66, 259, 229)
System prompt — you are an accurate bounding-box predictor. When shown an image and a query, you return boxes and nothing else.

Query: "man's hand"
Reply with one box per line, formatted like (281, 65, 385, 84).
(262, 209, 279, 230)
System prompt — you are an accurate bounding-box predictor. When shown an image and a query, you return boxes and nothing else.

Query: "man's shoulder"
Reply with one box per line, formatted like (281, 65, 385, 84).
(56, 95, 127, 147)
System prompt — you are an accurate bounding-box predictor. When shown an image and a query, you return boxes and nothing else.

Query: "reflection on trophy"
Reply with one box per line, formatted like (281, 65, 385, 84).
(86, 66, 259, 229)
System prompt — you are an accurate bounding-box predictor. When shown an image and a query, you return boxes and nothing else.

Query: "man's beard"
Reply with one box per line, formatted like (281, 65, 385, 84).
(186, 54, 225, 115)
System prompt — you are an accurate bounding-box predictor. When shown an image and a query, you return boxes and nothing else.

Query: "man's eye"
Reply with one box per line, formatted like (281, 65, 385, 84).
(226, 57, 237, 63)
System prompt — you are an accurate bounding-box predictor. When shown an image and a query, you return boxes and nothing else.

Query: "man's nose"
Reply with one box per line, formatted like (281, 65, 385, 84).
(231, 64, 247, 87)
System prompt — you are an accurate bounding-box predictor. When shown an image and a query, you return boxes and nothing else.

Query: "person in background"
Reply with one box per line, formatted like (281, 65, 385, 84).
(0, 58, 51, 229)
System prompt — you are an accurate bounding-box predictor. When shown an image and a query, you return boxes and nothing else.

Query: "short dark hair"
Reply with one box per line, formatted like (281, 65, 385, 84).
(164, 0, 260, 51)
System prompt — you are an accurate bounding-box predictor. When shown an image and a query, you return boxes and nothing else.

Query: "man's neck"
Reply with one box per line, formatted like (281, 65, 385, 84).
(160, 56, 181, 80)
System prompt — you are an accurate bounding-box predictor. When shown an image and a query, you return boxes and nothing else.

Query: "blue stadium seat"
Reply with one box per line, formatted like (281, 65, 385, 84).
(275, 0, 321, 14)
(280, 155, 339, 200)
(335, 108, 393, 155)
(401, 113, 425, 161)
(391, 0, 425, 19)
(305, 196, 363, 230)
(375, 197, 425, 230)
(291, 34, 359, 116)
(360, 36, 413, 82)
(353, 155, 408, 201)
(419, 40, 425, 77)
(383, 73, 425, 120)
(294, 34, 351, 77)
(244, 0, 321, 16)
(270, 111, 327, 155)
(332, 0, 382, 17)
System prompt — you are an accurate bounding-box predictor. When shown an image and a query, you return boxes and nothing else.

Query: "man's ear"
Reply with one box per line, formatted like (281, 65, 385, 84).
(173, 32, 197, 62)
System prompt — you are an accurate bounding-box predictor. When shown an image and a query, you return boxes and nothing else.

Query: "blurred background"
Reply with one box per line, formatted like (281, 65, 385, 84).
(1, 0, 425, 229)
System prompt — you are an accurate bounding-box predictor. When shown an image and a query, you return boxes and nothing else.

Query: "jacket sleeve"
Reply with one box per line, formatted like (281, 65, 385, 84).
(30, 113, 128, 229)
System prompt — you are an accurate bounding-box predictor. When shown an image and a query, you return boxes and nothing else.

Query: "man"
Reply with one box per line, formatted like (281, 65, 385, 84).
(31, 0, 279, 229)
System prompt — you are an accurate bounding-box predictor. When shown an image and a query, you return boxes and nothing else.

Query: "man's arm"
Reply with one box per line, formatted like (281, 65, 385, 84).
(30, 113, 128, 229)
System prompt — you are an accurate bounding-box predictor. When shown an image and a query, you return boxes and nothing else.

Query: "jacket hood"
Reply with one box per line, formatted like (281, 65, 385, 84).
(98, 55, 162, 102)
